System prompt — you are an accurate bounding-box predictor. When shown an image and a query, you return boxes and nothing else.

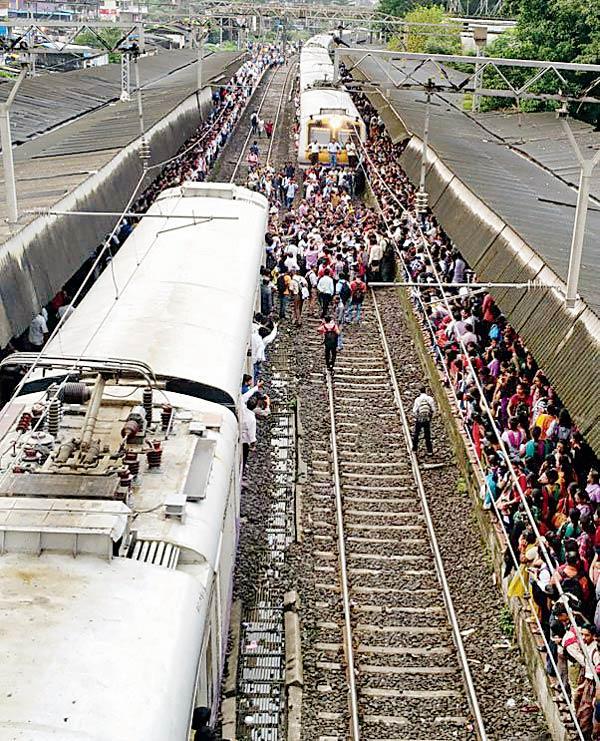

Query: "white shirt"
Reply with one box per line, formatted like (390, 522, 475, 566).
(241, 404, 257, 445)
(28, 313, 48, 346)
(412, 393, 436, 418)
(369, 243, 383, 264)
(284, 255, 299, 272)
(317, 275, 334, 295)
(57, 304, 74, 322)
(309, 141, 320, 154)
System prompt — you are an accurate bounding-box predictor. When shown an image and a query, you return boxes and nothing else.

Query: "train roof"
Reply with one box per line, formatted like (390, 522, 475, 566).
(0, 387, 239, 740)
(304, 34, 334, 50)
(0, 552, 213, 739)
(42, 182, 268, 408)
(300, 88, 362, 124)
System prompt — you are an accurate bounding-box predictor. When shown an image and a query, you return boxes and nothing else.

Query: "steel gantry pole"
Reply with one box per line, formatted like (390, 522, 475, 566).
(416, 78, 433, 215)
(0, 64, 29, 227)
(561, 115, 600, 309)
(197, 28, 205, 91)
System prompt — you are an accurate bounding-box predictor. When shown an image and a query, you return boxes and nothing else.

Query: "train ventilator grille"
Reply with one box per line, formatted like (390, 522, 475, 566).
(127, 538, 180, 569)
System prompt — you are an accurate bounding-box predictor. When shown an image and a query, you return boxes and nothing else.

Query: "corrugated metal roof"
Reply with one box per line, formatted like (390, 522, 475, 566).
(0, 48, 209, 147)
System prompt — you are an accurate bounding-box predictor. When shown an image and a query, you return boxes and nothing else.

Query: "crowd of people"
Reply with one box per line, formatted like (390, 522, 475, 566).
(348, 90, 600, 737)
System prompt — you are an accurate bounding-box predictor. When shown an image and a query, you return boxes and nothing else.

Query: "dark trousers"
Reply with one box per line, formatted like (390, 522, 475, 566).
(319, 292, 332, 318)
(412, 420, 432, 453)
(325, 346, 337, 370)
(242, 443, 250, 471)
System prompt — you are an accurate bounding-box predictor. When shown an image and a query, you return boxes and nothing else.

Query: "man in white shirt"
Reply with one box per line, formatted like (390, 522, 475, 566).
(327, 139, 341, 168)
(309, 139, 320, 165)
(28, 312, 48, 350)
(57, 303, 74, 323)
(412, 386, 436, 455)
(284, 251, 299, 273)
(345, 140, 357, 168)
(251, 322, 277, 383)
(316, 269, 335, 318)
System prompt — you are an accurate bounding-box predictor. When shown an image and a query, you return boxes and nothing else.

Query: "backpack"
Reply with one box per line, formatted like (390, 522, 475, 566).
(351, 282, 365, 302)
(277, 274, 287, 294)
(339, 281, 351, 304)
(324, 329, 338, 349)
(416, 398, 432, 423)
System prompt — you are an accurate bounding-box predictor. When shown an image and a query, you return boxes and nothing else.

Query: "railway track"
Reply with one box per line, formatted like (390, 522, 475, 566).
(301, 293, 487, 741)
(210, 60, 296, 185)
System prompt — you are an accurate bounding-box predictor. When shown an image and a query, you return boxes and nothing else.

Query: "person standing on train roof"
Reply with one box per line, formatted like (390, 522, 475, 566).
(412, 386, 436, 455)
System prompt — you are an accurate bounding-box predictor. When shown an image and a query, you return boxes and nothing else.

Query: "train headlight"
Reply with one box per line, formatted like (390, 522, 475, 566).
(328, 114, 343, 131)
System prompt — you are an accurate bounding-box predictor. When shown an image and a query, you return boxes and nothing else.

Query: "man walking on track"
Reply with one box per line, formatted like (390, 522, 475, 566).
(412, 386, 436, 455)
(318, 315, 340, 372)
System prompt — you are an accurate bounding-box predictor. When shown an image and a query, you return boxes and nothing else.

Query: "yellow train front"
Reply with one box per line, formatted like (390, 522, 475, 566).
(298, 34, 367, 167)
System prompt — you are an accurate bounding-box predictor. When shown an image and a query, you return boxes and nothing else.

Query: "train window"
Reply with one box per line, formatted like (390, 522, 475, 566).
(338, 129, 352, 144)
(308, 125, 331, 145)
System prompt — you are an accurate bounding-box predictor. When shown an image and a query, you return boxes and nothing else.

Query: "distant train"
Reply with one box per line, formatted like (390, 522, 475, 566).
(298, 33, 367, 166)
(0, 183, 268, 740)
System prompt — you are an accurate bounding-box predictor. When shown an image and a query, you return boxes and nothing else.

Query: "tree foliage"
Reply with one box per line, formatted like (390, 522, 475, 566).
(481, 0, 600, 116)
(74, 28, 126, 62)
(377, 0, 414, 17)
(387, 4, 461, 54)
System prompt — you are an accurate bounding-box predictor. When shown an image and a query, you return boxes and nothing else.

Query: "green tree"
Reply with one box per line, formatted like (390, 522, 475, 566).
(388, 4, 461, 54)
(480, 0, 600, 117)
(74, 28, 127, 62)
(377, 0, 414, 17)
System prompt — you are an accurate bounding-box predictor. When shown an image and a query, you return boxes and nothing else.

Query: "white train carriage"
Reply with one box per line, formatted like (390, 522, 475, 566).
(299, 87, 366, 166)
(299, 48, 335, 93)
(299, 33, 367, 166)
(0, 182, 268, 741)
(304, 33, 334, 51)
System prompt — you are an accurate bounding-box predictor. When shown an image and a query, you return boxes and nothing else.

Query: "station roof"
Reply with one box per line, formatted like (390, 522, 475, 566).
(348, 54, 600, 453)
(0, 48, 210, 147)
(0, 49, 243, 241)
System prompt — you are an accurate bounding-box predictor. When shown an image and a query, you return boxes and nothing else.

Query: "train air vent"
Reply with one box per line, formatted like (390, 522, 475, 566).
(127, 538, 180, 569)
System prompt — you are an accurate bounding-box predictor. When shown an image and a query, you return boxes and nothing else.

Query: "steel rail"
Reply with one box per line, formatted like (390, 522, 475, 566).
(325, 372, 361, 741)
(355, 128, 598, 690)
(230, 62, 288, 184)
(370, 288, 489, 741)
(266, 60, 297, 168)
